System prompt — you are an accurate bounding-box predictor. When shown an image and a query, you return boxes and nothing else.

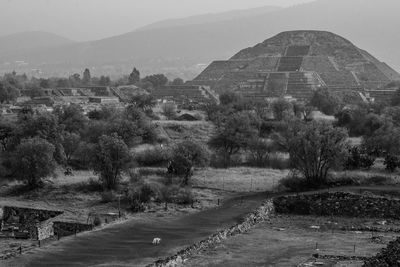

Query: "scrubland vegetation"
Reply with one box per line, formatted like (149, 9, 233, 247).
(2, 67, 400, 266)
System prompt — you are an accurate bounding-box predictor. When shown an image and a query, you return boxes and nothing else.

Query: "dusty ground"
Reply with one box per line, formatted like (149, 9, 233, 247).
(186, 214, 400, 267)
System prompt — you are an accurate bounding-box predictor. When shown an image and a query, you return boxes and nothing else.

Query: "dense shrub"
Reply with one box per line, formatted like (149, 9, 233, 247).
(127, 183, 161, 203)
(175, 187, 194, 205)
(345, 146, 375, 170)
(135, 147, 172, 167)
(100, 191, 115, 203)
(327, 174, 394, 187)
(309, 88, 342, 115)
(160, 185, 194, 204)
(265, 155, 291, 170)
(278, 172, 313, 192)
(93, 215, 102, 226)
(73, 177, 104, 192)
(260, 121, 288, 137)
(384, 154, 400, 172)
(137, 168, 167, 177)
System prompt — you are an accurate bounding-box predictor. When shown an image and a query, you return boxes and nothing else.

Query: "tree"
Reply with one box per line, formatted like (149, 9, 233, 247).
(87, 106, 117, 121)
(162, 102, 177, 120)
(383, 106, 400, 127)
(142, 74, 168, 89)
(335, 107, 382, 137)
(171, 78, 184, 85)
(108, 119, 141, 147)
(309, 88, 342, 115)
(247, 138, 276, 167)
(0, 81, 19, 103)
(16, 112, 62, 145)
(12, 137, 56, 188)
(56, 78, 70, 88)
(99, 76, 111, 86)
(92, 134, 133, 190)
(0, 121, 16, 152)
(271, 98, 293, 121)
(286, 121, 349, 186)
(391, 88, 400, 106)
(39, 78, 50, 88)
(128, 68, 140, 84)
(61, 132, 81, 163)
(219, 91, 241, 106)
(54, 104, 87, 133)
(169, 140, 209, 185)
(129, 94, 156, 112)
(82, 68, 91, 85)
(362, 123, 400, 156)
(209, 112, 258, 167)
(69, 73, 81, 87)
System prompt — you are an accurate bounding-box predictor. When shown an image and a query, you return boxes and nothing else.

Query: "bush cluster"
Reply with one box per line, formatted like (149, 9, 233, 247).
(345, 147, 375, 170)
(135, 147, 172, 167)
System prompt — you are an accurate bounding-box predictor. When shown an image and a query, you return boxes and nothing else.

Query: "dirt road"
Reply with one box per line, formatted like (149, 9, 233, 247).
(6, 192, 268, 267)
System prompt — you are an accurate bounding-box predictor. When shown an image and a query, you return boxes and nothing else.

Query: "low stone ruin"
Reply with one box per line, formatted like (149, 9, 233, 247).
(273, 192, 400, 219)
(1, 206, 63, 240)
(0, 206, 93, 241)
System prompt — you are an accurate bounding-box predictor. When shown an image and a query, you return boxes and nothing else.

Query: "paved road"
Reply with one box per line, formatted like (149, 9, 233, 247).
(8, 192, 269, 267)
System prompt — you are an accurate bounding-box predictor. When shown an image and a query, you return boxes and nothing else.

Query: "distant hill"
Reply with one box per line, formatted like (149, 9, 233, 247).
(1, 0, 400, 78)
(0, 31, 74, 54)
(137, 6, 282, 31)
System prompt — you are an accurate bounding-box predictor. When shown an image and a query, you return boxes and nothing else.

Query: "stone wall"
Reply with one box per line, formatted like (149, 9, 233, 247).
(146, 200, 275, 267)
(53, 221, 93, 238)
(273, 192, 400, 219)
(34, 220, 54, 241)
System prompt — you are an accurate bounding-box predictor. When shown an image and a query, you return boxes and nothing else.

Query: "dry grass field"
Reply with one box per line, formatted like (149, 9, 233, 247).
(154, 120, 216, 143)
(192, 167, 288, 192)
(186, 215, 400, 267)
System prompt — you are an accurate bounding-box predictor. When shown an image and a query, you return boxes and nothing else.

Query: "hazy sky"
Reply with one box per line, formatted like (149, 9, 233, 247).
(0, 0, 315, 41)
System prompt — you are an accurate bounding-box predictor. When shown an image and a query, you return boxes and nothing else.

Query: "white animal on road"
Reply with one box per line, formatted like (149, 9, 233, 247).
(152, 238, 161, 245)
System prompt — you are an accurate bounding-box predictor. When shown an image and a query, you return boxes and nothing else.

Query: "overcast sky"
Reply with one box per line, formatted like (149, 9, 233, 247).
(0, 0, 315, 41)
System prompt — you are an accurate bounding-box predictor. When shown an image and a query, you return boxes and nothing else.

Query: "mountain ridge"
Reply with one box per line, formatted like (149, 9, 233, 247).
(1, 0, 399, 78)
(0, 31, 74, 54)
(136, 5, 282, 32)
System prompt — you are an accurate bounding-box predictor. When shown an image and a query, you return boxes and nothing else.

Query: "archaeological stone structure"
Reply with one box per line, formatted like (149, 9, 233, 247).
(190, 31, 400, 102)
